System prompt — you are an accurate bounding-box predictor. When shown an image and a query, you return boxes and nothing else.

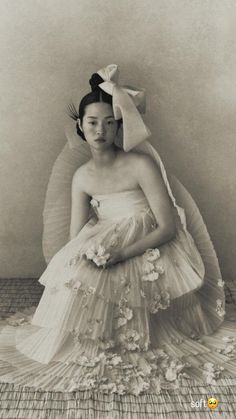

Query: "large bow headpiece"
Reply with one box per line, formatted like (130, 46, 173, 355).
(96, 64, 151, 151)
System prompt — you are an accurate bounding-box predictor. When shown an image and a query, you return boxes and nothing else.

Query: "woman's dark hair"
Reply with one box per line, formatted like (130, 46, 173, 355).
(68, 73, 122, 141)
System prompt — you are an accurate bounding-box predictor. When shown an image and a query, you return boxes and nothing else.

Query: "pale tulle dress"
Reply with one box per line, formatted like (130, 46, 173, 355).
(1, 187, 236, 396)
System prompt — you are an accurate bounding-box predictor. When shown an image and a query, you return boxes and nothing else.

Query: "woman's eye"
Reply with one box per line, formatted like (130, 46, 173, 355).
(107, 120, 114, 125)
(89, 122, 96, 125)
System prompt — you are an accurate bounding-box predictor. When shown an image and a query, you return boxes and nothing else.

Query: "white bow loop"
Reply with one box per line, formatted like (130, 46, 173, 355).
(96, 64, 151, 151)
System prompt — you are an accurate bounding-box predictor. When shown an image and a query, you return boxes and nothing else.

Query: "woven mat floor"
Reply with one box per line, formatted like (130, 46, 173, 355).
(0, 278, 236, 419)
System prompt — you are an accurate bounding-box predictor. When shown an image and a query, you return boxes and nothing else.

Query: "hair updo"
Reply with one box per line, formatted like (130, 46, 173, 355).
(68, 73, 122, 141)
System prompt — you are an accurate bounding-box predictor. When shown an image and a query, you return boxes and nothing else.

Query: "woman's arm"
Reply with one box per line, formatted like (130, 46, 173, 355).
(124, 154, 176, 258)
(106, 154, 176, 265)
(70, 169, 91, 240)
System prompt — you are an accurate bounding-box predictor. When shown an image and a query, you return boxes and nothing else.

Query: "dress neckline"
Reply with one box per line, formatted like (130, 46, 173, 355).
(92, 188, 144, 199)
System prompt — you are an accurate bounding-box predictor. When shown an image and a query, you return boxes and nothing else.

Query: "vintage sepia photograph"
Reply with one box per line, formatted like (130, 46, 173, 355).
(0, 1, 236, 417)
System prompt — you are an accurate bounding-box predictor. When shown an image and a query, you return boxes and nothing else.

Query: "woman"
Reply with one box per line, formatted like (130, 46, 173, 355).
(0, 64, 236, 396)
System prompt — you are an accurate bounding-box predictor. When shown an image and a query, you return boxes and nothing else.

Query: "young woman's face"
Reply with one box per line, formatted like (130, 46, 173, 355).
(79, 102, 119, 149)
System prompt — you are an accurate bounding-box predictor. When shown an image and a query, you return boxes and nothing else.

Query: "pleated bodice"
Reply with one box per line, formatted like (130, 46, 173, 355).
(91, 189, 151, 221)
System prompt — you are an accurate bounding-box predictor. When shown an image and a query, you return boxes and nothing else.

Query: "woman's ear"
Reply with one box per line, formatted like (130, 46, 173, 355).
(78, 119, 83, 132)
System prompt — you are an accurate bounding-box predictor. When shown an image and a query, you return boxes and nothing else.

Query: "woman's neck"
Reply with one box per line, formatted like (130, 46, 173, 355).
(90, 144, 119, 170)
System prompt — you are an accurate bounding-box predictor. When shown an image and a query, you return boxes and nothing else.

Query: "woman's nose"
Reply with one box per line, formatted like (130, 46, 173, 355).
(96, 123, 105, 134)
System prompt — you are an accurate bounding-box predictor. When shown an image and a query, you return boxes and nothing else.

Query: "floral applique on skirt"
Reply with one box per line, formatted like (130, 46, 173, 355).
(0, 189, 236, 395)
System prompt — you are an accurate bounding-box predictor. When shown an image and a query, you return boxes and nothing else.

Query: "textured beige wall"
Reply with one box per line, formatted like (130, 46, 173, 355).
(0, 0, 235, 279)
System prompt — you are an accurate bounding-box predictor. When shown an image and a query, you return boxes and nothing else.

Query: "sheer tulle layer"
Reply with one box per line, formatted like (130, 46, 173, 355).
(0, 306, 236, 395)
(0, 189, 235, 396)
(38, 205, 205, 305)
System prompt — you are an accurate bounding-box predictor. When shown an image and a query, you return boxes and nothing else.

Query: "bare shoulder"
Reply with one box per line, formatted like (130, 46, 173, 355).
(72, 161, 91, 191)
(124, 151, 160, 174)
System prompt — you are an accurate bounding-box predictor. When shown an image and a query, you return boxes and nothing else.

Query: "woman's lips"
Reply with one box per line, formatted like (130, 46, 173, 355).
(95, 138, 105, 142)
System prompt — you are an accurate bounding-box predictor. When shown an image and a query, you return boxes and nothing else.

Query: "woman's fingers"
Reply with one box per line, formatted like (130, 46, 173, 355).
(104, 257, 115, 267)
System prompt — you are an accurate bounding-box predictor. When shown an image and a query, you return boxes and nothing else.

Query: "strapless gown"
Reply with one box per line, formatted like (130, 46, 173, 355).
(0, 189, 236, 396)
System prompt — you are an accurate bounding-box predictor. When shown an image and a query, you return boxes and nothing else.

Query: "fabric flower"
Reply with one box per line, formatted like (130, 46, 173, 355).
(150, 377, 161, 393)
(115, 317, 128, 329)
(142, 251, 164, 281)
(143, 261, 155, 274)
(98, 339, 115, 350)
(165, 360, 186, 382)
(142, 271, 159, 282)
(202, 362, 224, 384)
(155, 264, 165, 274)
(120, 363, 134, 371)
(118, 329, 141, 351)
(109, 355, 123, 366)
(217, 278, 225, 287)
(65, 278, 82, 294)
(145, 248, 160, 262)
(155, 348, 170, 360)
(68, 255, 80, 267)
(130, 377, 150, 395)
(90, 198, 99, 208)
(77, 356, 89, 366)
(145, 351, 157, 362)
(73, 281, 82, 291)
(85, 245, 110, 267)
(222, 336, 236, 343)
(97, 245, 107, 256)
(216, 299, 226, 317)
(118, 297, 128, 310)
(77, 355, 101, 368)
(218, 336, 236, 357)
(116, 384, 126, 395)
(122, 307, 133, 320)
(115, 297, 133, 326)
(84, 286, 96, 296)
(85, 246, 96, 260)
(99, 382, 117, 393)
(114, 295, 133, 329)
(160, 291, 170, 307)
(84, 378, 97, 388)
(93, 255, 108, 266)
(149, 291, 170, 313)
(110, 234, 119, 247)
(65, 278, 76, 289)
(220, 345, 236, 356)
(6, 316, 29, 327)
(115, 312, 133, 329)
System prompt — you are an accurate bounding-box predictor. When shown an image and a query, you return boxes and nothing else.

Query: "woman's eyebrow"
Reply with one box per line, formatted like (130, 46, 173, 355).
(86, 116, 114, 119)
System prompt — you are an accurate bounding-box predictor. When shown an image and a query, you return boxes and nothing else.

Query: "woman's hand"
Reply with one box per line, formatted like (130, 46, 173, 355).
(105, 250, 125, 267)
